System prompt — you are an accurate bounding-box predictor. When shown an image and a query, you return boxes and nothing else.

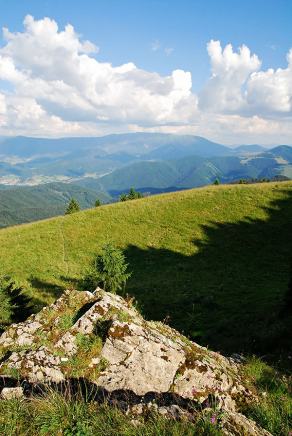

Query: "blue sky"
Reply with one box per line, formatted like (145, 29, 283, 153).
(0, 0, 291, 143)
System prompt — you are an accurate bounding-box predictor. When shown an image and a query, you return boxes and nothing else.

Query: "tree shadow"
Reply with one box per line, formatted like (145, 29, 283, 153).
(59, 275, 80, 289)
(0, 279, 44, 333)
(28, 277, 65, 300)
(123, 188, 292, 359)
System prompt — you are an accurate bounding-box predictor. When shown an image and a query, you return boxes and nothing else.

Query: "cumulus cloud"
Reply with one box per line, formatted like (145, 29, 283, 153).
(199, 40, 261, 112)
(0, 15, 291, 143)
(246, 49, 292, 114)
(199, 40, 292, 120)
(0, 16, 197, 135)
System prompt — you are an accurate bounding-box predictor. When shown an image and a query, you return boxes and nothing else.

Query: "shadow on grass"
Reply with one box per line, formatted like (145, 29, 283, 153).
(28, 277, 65, 300)
(0, 376, 202, 413)
(59, 275, 80, 289)
(0, 281, 42, 333)
(122, 188, 292, 358)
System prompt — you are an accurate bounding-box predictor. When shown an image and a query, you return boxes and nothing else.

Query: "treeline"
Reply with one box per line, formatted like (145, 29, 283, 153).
(65, 178, 291, 215)
(65, 198, 102, 214)
(65, 188, 144, 214)
(230, 175, 290, 185)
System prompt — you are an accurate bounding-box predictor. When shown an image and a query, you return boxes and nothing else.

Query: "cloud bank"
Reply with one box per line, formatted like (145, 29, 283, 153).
(0, 16, 291, 144)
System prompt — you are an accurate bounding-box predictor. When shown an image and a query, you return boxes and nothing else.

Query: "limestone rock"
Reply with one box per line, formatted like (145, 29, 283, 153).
(222, 411, 273, 436)
(0, 289, 249, 403)
(55, 288, 141, 355)
(0, 288, 269, 435)
(5, 346, 65, 383)
(1, 386, 24, 400)
(0, 289, 95, 350)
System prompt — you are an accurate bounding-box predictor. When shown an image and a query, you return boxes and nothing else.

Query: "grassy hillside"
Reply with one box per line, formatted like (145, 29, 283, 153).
(0, 183, 110, 228)
(0, 181, 292, 358)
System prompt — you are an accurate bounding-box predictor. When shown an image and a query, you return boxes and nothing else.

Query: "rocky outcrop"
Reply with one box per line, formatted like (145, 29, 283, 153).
(0, 288, 271, 435)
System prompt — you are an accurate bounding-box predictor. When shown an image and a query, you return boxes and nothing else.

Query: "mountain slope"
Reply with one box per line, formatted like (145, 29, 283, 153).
(86, 153, 289, 195)
(0, 133, 231, 186)
(233, 144, 266, 153)
(0, 134, 291, 189)
(270, 145, 292, 163)
(0, 183, 109, 228)
(0, 181, 291, 356)
(0, 133, 230, 158)
(144, 135, 231, 159)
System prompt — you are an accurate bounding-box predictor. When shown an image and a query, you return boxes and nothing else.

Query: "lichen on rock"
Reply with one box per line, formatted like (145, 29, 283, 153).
(0, 287, 270, 435)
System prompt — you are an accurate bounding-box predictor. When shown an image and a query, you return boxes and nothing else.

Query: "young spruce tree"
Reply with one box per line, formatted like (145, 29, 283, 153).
(65, 198, 80, 215)
(95, 243, 131, 293)
(81, 243, 131, 294)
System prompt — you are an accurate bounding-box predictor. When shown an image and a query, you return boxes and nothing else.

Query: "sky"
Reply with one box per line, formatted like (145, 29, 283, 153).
(0, 0, 291, 144)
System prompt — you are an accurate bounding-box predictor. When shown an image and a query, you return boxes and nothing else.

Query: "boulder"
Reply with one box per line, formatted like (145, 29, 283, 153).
(0, 288, 270, 435)
(1, 386, 24, 400)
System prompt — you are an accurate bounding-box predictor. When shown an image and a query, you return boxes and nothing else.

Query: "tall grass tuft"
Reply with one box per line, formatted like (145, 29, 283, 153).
(243, 356, 292, 435)
(0, 389, 224, 435)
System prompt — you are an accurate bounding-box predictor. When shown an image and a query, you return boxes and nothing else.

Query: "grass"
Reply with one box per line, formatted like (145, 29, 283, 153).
(0, 181, 292, 358)
(0, 182, 292, 434)
(0, 358, 291, 435)
(59, 333, 106, 379)
(242, 356, 292, 435)
(0, 391, 223, 436)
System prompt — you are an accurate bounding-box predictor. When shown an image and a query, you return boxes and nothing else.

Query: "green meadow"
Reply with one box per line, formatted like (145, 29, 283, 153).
(0, 181, 292, 358)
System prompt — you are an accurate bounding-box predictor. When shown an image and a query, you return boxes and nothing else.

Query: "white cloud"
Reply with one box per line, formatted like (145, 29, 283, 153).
(199, 40, 292, 121)
(246, 49, 292, 115)
(199, 40, 261, 112)
(0, 16, 291, 143)
(0, 16, 197, 136)
(0, 93, 7, 127)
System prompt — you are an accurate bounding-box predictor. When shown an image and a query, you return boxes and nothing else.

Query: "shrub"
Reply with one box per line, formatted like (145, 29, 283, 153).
(0, 276, 31, 328)
(128, 187, 143, 200)
(81, 243, 131, 294)
(95, 243, 131, 293)
(119, 188, 143, 202)
(0, 278, 13, 328)
(95, 199, 101, 207)
(119, 193, 127, 202)
(213, 179, 220, 185)
(65, 198, 80, 214)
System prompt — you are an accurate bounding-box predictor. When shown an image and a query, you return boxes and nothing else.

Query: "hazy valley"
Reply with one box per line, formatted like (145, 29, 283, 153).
(0, 133, 291, 228)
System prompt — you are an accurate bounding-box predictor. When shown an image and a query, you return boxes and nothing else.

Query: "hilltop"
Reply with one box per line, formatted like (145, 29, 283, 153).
(0, 181, 291, 358)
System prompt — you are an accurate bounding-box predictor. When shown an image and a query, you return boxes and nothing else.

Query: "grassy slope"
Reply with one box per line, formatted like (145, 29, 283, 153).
(0, 183, 110, 228)
(0, 181, 292, 357)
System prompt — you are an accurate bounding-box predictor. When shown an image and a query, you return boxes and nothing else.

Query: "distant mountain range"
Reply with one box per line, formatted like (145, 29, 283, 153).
(78, 143, 292, 195)
(0, 133, 291, 227)
(0, 134, 233, 186)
